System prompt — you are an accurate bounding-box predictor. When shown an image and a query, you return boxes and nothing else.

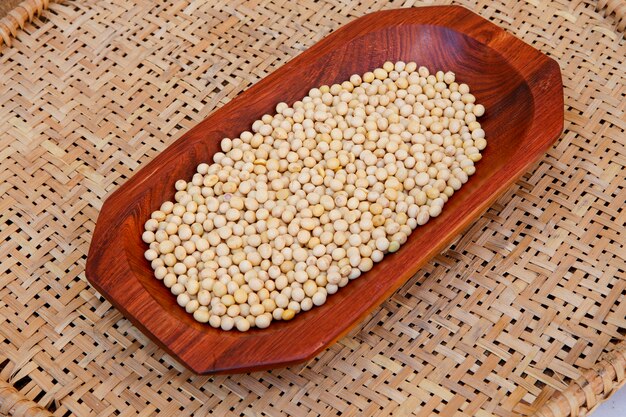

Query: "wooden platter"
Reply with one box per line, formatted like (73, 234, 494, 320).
(86, 5, 563, 374)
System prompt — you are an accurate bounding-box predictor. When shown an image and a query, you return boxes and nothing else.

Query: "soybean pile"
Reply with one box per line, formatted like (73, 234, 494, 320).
(143, 61, 486, 331)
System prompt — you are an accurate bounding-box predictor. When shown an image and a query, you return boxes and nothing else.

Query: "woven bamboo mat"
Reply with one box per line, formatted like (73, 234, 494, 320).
(0, 0, 624, 416)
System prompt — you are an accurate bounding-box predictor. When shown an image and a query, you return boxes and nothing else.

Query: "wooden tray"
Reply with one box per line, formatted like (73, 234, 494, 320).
(85, 5, 563, 374)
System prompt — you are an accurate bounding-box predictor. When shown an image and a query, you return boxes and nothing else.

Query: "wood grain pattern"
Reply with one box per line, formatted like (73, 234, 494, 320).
(85, 5, 564, 374)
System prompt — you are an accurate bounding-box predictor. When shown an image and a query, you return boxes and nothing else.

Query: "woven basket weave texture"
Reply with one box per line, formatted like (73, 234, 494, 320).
(0, 0, 624, 416)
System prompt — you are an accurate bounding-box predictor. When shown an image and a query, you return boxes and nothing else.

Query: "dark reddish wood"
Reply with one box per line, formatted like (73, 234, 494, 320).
(86, 6, 563, 374)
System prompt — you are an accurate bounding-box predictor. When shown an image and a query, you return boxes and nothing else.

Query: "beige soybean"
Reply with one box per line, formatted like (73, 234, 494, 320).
(144, 61, 486, 331)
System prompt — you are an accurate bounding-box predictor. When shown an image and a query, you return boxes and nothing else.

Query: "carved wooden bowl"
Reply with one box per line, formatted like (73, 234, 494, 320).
(86, 5, 563, 374)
